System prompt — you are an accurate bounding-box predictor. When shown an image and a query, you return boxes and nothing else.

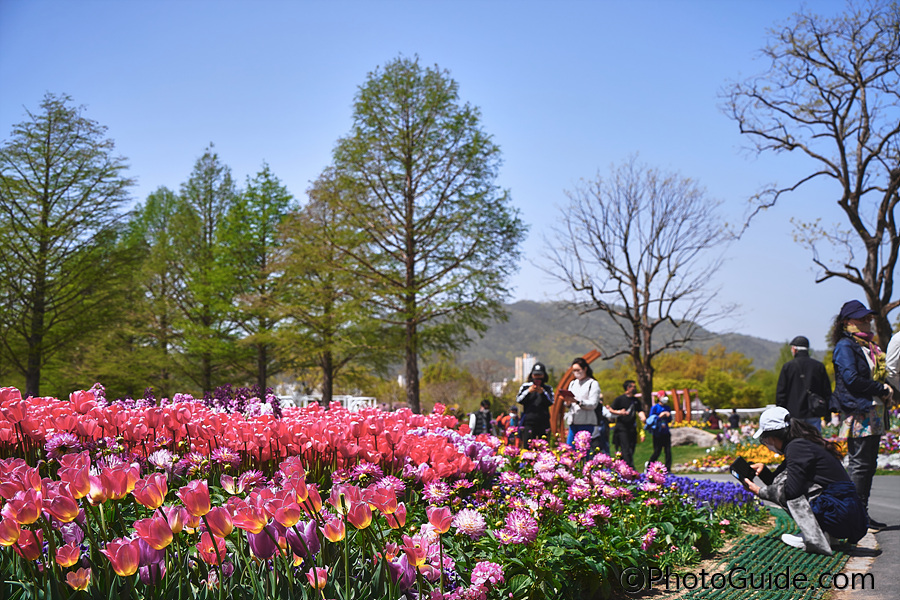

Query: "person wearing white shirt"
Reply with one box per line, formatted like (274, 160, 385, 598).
(564, 357, 601, 446)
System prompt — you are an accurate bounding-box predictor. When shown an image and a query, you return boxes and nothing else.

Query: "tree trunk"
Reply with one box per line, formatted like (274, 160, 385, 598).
(202, 353, 212, 394)
(405, 319, 420, 413)
(257, 343, 267, 392)
(25, 212, 50, 399)
(321, 350, 334, 406)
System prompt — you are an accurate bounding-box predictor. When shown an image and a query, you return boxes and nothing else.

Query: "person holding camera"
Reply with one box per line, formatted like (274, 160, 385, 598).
(515, 363, 554, 448)
(563, 357, 601, 446)
(742, 406, 867, 554)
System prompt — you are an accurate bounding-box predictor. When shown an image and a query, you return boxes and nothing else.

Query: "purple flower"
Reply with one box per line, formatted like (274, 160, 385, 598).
(389, 554, 416, 591)
(502, 508, 539, 543)
(286, 519, 320, 558)
(248, 523, 279, 559)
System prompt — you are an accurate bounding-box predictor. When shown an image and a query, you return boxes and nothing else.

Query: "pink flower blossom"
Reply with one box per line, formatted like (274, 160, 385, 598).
(640, 527, 658, 551)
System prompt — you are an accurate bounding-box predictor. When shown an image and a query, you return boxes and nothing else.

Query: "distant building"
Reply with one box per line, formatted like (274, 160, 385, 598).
(514, 353, 537, 383)
(491, 378, 509, 397)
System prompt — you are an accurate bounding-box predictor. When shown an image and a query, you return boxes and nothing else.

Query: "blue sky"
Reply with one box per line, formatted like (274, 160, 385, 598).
(0, 0, 870, 352)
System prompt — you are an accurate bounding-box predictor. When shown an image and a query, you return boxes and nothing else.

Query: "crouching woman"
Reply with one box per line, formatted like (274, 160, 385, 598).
(742, 406, 867, 555)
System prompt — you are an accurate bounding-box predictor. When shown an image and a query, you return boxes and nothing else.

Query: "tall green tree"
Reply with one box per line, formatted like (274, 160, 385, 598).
(120, 186, 194, 398)
(175, 145, 240, 393)
(0, 93, 133, 397)
(725, 0, 900, 348)
(328, 56, 524, 413)
(222, 163, 295, 390)
(273, 171, 392, 405)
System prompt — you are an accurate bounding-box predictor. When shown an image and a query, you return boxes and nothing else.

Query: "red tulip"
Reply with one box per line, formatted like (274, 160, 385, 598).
(347, 501, 373, 530)
(426, 506, 452, 535)
(370, 487, 398, 515)
(388, 503, 408, 529)
(44, 486, 80, 523)
(400, 535, 428, 568)
(66, 567, 91, 591)
(306, 566, 328, 590)
(1, 489, 42, 525)
(100, 464, 140, 501)
(59, 464, 91, 499)
(55, 542, 81, 567)
(197, 531, 226, 565)
(68, 390, 97, 414)
(177, 480, 211, 517)
(101, 537, 141, 577)
(134, 514, 173, 550)
(13, 528, 42, 561)
(205, 506, 233, 538)
(231, 504, 269, 535)
(86, 475, 108, 506)
(162, 505, 188, 534)
(322, 517, 345, 542)
(133, 473, 168, 509)
(0, 518, 21, 546)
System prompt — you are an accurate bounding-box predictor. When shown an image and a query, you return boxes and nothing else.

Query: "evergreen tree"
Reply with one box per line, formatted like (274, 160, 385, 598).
(328, 56, 524, 412)
(0, 93, 133, 397)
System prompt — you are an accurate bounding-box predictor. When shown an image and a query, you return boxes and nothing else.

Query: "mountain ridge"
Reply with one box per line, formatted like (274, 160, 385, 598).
(454, 300, 791, 376)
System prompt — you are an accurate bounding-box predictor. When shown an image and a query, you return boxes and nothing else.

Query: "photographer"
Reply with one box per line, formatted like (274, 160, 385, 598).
(742, 406, 867, 554)
(515, 363, 554, 448)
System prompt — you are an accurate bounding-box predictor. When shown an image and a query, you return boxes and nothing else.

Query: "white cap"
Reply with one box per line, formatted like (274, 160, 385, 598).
(753, 406, 792, 439)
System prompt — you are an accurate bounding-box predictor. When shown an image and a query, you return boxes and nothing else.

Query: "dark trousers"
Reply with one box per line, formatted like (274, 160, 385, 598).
(846, 434, 880, 508)
(648, 431, 672, 470)
(612, 426, 637, 468)
(519, 422, 549, 449)
(591, 422, 610, 456)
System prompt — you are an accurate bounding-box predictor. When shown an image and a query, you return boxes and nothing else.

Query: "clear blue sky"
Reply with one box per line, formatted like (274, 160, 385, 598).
(0, 0, 872, 353)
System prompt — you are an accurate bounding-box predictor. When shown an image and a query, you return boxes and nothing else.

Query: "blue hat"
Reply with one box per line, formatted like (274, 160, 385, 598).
(838, 300, 874, 321)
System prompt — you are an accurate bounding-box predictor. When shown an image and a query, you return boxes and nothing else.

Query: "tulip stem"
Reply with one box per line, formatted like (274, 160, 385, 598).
(343, 524, 350, 598)
(200, 516, 227, 600)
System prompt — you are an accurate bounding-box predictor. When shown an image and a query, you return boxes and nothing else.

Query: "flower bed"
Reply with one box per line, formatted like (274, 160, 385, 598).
(0, 386, 763, 599)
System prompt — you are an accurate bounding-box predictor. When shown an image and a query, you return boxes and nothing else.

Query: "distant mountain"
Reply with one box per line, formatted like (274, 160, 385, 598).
(453, 300, 787, 376)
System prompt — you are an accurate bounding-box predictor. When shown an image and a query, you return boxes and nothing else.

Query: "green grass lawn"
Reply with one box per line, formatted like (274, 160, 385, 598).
(630, 434, 711, 471)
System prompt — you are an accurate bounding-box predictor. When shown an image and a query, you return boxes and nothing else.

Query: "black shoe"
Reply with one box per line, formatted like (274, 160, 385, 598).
(868, 517, 886, 530)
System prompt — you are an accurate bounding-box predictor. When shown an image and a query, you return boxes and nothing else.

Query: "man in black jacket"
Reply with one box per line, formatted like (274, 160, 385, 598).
(776, 335, 832, 432)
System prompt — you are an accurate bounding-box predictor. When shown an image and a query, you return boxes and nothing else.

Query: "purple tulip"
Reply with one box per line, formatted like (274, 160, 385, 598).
(137, 538, 166, 567)
(388, 554, 415, 591)
(286, 519, 320, 558)
(248, 522, 279, 560)
(139, 562, 166, 586)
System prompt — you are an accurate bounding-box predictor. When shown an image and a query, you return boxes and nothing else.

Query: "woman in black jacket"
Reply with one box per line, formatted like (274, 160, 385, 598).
(515, 362, 554, 448)
(742, 406, 867, 554)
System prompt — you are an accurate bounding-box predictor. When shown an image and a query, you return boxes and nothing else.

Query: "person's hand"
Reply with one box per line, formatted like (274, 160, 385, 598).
(743, 478, 760, 495)
(750, 462, 765, 476)
(882, 384, 893, 402)
(528, 384, 539, 393)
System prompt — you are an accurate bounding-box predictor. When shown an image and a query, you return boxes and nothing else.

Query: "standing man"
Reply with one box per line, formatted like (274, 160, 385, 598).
(468, 399, 494, 436)
(609, 380, 645, 468)
(776, 335, 832, 431)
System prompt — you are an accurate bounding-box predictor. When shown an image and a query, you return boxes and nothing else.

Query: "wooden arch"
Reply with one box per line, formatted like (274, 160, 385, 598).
(550, 349, 602, 436)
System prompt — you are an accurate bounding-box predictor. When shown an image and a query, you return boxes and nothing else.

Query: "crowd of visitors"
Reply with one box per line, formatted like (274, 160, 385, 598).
(460, 297, 896, 555)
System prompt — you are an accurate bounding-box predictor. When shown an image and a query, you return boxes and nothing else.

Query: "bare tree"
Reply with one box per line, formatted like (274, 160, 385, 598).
(549, 157, 732, 408)
(724, 0, 900, 347)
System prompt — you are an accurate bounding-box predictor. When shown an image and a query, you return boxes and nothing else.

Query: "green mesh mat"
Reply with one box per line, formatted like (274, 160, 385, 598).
(673, 508, 850, 600)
